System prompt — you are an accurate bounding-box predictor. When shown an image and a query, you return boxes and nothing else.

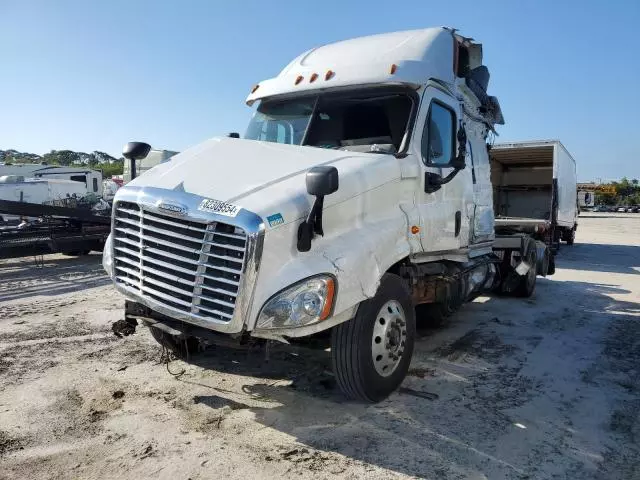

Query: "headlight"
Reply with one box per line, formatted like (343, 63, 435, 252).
(256, 275, 336, 329)
(102, 233, 113, 277)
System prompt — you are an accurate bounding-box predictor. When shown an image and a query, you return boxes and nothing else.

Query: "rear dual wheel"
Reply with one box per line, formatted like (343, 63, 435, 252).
(565, 228, 576, 245)
(515, 239, 537, 297)
(331, 274, 416, 402)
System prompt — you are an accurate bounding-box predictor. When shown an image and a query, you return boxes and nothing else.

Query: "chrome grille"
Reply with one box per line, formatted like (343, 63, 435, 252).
(112, 201, 247, 322)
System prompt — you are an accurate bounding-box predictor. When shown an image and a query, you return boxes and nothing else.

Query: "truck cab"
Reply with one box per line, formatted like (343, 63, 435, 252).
(104, 27, 545, 402)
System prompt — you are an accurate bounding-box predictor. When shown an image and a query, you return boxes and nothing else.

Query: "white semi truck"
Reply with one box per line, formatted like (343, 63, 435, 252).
(103, 27, 557, 401)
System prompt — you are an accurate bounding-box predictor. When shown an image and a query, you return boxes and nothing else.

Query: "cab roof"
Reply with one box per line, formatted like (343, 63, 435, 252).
(246, 27, 458, 105)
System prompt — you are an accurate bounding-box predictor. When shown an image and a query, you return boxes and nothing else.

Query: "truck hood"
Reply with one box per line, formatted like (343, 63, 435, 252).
(125, 137, 399, 223)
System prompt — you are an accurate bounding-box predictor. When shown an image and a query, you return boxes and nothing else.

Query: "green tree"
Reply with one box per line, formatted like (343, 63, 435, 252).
(100, 160, 124, 177)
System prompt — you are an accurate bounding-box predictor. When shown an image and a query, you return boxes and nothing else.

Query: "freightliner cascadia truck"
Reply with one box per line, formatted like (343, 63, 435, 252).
(103, 27, 558, 402)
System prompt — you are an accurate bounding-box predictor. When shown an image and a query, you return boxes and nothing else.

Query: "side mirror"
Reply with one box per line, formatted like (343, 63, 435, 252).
(122, 142, 151, 181)
(122, 142, 151, 160)
(306, 166, 339, 196)
(424, 126, 467, 194)
(298, 166, 339, 252)
(227, 132, 240, 138)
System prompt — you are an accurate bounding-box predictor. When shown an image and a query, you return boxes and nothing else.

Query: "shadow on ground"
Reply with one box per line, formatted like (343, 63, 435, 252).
(175, 279, 639, 478)
(0, 254, 109, 302)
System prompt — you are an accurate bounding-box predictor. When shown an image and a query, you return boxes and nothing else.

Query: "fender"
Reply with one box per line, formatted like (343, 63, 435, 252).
(246, 204, 412, 335)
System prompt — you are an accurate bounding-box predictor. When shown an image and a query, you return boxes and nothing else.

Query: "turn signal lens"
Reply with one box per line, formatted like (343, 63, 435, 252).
(320, 277, 335, 321)
(411, 225, 420, 234)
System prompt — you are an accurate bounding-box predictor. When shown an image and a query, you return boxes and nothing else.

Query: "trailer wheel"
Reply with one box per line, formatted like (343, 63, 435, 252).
(565, 228, 575, 245)
(515, 239, 537, 297)
(331, 273, 415, 402)
(547, 254, 556, 275)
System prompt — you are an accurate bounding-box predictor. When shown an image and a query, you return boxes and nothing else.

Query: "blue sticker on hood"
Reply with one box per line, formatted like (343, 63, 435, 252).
(267, 213, 284, 227)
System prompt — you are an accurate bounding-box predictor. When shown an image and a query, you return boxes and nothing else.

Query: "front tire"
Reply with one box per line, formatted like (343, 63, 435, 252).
(331, 273, 416, 402)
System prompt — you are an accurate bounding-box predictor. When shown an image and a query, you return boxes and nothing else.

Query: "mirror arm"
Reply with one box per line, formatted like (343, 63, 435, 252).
(310, 195, 325, 236)
(297, 195, 325, 252)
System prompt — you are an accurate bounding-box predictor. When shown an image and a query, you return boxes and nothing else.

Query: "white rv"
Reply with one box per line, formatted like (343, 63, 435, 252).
(0, 165, 103, 197)
(0, 176, 89, 223)
(104, 27, 562, 401)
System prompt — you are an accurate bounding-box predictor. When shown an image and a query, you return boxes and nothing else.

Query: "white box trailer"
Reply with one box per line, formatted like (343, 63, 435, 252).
(490, 140, 578, 245)
(578, 190, 595, 209)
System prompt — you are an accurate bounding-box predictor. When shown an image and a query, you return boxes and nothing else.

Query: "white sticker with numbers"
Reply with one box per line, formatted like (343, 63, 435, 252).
(198, 198, 240, 217)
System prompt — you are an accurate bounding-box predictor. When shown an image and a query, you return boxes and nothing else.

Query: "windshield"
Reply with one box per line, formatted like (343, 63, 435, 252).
(244, 88, 414, 154)
(245, 98, 315, 146)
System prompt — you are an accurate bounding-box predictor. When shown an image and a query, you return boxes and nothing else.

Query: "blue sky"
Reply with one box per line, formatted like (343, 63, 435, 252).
(1, 0, 638, 181)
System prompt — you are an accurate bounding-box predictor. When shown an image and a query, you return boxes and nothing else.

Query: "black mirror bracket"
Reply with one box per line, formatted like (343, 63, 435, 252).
(297, 195, 325, 252)
(122, 141, 152, 181)
(297, 166, 339, 252)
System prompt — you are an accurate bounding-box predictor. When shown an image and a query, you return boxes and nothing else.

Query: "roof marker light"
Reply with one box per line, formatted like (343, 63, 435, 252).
(295, 75, 304, 85)
(325, 70, 334, 80)
(250, 84, 260, 94)
(390, 63, 398, 74)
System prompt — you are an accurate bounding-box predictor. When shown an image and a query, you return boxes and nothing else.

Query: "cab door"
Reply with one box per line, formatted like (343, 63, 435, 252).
(414, 85, 473, 253)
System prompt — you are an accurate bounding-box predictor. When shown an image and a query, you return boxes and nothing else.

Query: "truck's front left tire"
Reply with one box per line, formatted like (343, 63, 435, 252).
(331, 273, 416, 402)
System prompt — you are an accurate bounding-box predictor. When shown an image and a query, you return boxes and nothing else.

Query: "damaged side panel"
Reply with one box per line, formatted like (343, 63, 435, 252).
(246, 181, 412, 334)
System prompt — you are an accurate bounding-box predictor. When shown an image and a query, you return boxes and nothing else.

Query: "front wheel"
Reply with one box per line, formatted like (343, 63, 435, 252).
(331, 273, 416, 402)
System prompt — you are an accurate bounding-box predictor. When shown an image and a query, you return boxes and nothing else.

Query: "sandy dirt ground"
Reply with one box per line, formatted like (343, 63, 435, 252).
(0, 213, 639, 480)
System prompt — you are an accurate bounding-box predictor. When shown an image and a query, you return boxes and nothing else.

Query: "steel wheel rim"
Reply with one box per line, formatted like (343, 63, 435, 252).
(371, 300, 407, 377)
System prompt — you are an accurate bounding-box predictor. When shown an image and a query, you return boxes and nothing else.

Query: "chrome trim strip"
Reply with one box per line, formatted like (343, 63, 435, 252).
(111, 186, 265, 334)
(143, 211, 209, 233)
(203, 240, 245, 252)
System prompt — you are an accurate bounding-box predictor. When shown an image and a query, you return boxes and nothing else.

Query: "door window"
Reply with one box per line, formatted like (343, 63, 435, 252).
(422, 101, 456, 166)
